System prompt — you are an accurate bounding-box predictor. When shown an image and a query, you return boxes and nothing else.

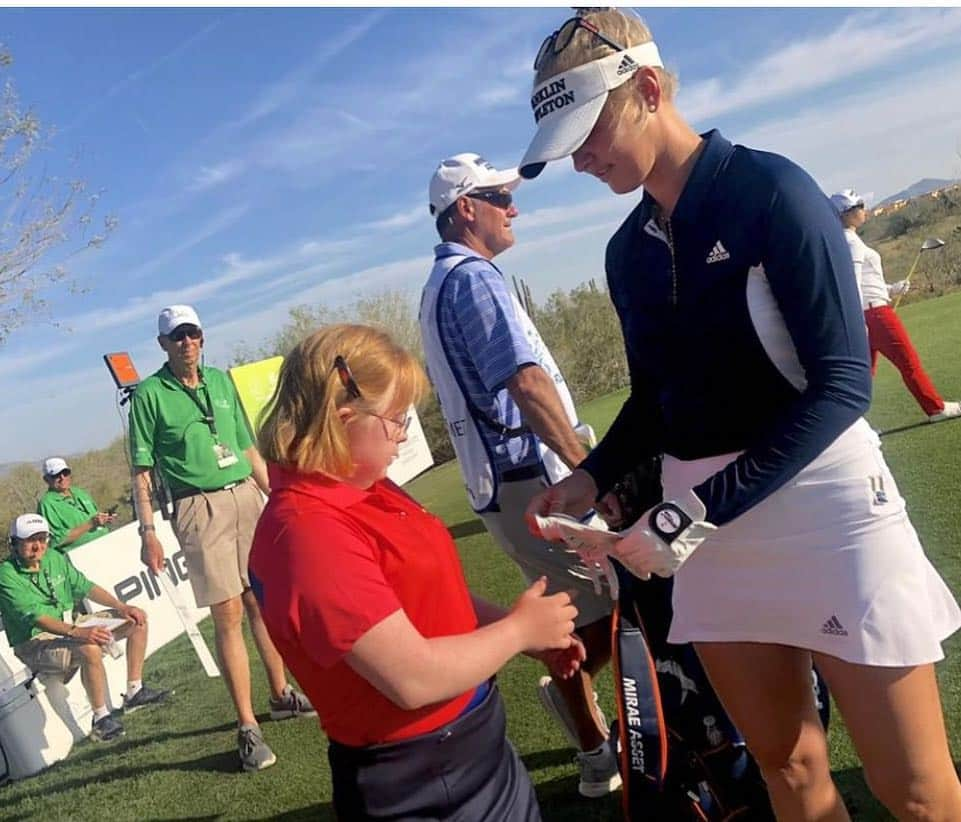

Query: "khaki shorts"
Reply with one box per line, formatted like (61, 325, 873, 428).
(172, 477, 264, 608)
(479, 476, 613, 628)
(14, 609, 130, 683)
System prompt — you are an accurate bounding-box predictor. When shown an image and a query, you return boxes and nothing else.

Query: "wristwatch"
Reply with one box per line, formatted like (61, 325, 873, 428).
(138, 524, 156, 537)
(647, 502, 692, 543)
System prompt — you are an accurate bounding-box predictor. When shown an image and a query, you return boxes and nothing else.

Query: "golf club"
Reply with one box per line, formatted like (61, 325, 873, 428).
(892, 237, 946, 309)
(879, 411, 961, 438)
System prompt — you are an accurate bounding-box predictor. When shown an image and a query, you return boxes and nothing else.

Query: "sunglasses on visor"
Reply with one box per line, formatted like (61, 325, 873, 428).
(534, 16, 629, 71)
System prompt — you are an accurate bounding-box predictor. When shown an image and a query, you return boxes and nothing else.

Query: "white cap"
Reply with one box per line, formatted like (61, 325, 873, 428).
(158, 305, 202, 336)
(519, 41, 663, 179)
(830, 189, 865, 214)
(428, 153, 520, 216)
(42, 457, 69, 477)
(10, 513, 50, 540)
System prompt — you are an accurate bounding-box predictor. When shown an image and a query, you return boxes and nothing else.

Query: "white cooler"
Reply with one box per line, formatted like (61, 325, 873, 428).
(0, 673, 74, 783)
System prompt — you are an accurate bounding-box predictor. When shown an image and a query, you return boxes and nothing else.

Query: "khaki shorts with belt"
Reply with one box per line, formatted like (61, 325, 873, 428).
(172, 477, 265, 607)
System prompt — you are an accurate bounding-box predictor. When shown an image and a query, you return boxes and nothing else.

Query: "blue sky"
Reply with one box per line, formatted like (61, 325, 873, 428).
(2, 6, 961, 464)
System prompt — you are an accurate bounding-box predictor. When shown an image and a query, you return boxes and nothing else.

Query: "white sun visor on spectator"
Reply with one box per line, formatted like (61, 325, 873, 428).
(519, 41, 663, 180)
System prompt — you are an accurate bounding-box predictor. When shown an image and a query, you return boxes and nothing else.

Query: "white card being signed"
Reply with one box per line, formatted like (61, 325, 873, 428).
(534, 513, 623, 600)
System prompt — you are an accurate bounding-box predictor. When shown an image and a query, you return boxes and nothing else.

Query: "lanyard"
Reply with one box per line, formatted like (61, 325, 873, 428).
(169, 367, 220, 441)
(29, 567, 60, 607)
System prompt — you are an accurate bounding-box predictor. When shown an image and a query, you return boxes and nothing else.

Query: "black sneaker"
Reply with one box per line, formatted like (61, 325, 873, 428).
(238, 724, 277, 772)
(91, 714, 125, 742)
(123, 683, 172, 714)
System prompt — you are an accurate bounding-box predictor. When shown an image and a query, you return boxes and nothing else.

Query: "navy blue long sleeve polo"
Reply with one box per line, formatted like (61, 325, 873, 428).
(581, 130, 871, 526)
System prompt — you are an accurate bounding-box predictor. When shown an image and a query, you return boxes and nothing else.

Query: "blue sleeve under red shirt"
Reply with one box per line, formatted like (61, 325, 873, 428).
(249, 464, 479, 747)
(582, 130, 871, 526)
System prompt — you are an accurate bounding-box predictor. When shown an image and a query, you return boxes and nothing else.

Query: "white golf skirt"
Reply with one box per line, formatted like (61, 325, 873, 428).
(666, 418, 961, 666)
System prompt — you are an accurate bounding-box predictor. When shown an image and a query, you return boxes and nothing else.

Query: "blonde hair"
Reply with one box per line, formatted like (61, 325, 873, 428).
(257, 323, 428, 476)
(535, 10, 677, 122)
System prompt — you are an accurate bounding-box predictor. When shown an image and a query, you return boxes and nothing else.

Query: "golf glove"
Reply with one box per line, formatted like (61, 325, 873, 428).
(888, 279, 910, 298)
(611, 490, 717, 579)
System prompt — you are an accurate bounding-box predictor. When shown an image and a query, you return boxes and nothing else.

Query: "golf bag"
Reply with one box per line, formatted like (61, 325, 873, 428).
(607, 458, 830, 820)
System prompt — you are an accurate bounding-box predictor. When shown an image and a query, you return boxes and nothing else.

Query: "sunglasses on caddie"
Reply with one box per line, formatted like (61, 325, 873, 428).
(48, 469, 71, 480)
(467, 190, 514, 210)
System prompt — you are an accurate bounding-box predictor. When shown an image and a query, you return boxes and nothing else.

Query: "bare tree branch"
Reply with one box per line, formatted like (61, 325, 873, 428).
(0, 44, 117, 344)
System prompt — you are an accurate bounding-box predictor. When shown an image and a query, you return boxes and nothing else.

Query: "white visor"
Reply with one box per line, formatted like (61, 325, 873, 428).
(519, 41, 662, 179)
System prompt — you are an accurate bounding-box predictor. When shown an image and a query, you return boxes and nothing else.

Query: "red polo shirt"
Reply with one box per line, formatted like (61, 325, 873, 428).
(249, 464, 479, 746)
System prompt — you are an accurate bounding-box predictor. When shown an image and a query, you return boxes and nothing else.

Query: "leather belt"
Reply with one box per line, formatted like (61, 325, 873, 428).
(171, 479, 243, 502)
(866, 300, 888, 310)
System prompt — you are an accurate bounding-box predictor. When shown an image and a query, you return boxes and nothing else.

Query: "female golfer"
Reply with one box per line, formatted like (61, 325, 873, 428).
(521, 10, 961, 820)
(832, 188, 961, 422)
(248, 324, 582, 821)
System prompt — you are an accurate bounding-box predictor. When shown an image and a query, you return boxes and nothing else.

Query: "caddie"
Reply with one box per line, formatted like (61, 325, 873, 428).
(419, 152, 620, 798)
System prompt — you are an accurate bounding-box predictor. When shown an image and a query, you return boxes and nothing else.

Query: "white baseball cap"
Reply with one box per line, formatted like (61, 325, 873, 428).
(830, 189, 865, 214)
(158, 305, 202, 336)
(519, 41, 663, 180)
(428, 153, 520, 216)
(42, 457, 69, 477)
(10, 513, 50, 540)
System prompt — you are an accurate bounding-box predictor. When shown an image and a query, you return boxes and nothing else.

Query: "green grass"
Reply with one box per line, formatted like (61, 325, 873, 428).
(4, 293, 961, 820)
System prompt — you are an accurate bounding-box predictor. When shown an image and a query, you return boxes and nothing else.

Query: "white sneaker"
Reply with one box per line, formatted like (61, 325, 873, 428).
(537, 676, 620, 798)
(537, 675, 609, 750)
(576, 742, 623, 798)
(929, 401, 961, 422)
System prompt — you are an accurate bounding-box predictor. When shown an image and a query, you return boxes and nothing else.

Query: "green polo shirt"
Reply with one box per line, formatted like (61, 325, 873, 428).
(128, 363, 253, 494)
(38, 487, 108, 553)
(0, 549, 94, 646)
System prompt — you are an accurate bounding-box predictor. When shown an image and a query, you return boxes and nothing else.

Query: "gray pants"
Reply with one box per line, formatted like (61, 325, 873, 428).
(480, 476, 613, 628)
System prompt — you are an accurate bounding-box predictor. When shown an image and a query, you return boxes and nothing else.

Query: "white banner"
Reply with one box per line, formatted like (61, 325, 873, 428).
(387, 405, 434, 486)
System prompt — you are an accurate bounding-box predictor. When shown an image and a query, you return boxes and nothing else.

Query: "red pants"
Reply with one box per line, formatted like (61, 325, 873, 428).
(865, 305, 944, 415)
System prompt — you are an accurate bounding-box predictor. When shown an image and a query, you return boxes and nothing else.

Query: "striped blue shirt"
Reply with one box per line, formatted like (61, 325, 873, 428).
(432, 242, 542, 476)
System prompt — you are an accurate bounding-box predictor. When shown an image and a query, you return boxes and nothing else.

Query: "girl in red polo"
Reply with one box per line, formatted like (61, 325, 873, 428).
(249, 324, 584, 821)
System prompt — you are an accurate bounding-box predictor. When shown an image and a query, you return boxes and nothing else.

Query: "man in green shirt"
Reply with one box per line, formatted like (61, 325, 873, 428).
(0, 514, 169, 742)
(128, 304, 313, 773)
(37, 457, 117, 552)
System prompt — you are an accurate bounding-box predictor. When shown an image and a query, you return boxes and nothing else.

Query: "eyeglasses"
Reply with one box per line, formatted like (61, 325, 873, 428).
(534, 16, 628, 71)
(168, 325, 203, 343)
(367, 412, 412, 442)
(20, 533, 50, 544)
(467, 190, 514, 210)
(48, 469, 71, 480)
(334, 354, 411, 442)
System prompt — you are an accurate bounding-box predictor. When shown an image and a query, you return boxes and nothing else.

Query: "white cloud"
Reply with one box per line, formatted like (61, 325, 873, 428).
(229, 12, 387, 129)
(736, 54, 961, 199)
(680, 8, 961, 124)
(190, 160, 246, 192)
(363, 204, 425, 232)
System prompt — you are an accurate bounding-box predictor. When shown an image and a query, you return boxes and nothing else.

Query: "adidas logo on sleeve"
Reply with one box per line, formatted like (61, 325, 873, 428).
(706, 241, 730, 264)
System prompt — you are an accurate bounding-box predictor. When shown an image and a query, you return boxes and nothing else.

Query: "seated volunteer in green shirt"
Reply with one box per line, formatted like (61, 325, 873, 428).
(0, 514, 169, 742)
(128, 304, 313, 774)
(37, 457, 117, 552)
